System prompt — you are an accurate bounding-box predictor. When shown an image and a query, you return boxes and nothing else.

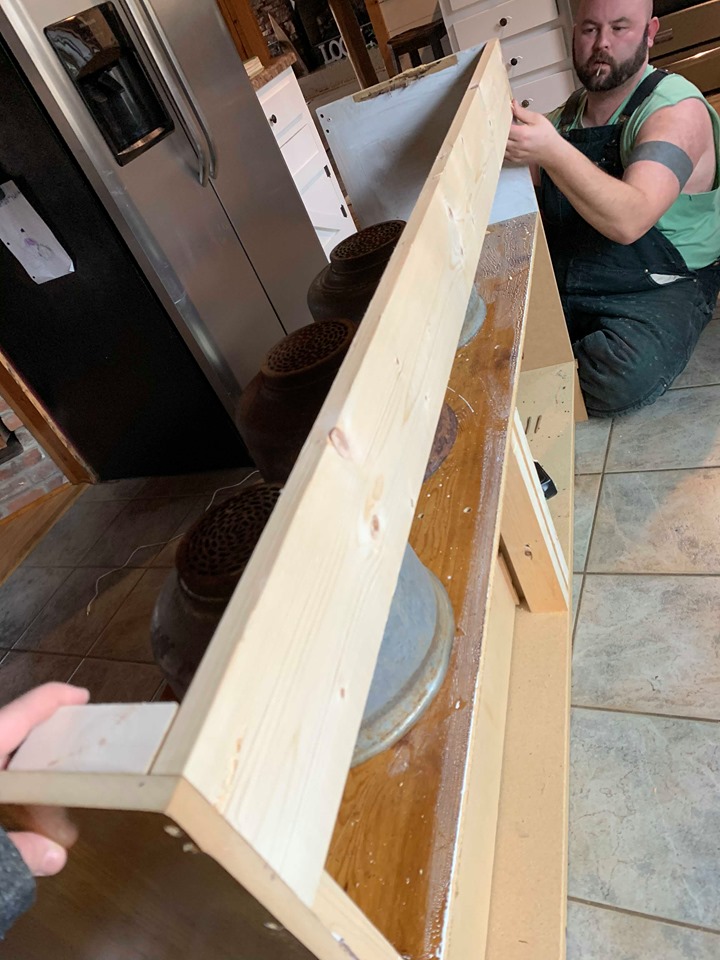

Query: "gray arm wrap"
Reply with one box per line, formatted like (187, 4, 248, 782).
(0, 827, 35, 939)
(626, 140, 694, 189)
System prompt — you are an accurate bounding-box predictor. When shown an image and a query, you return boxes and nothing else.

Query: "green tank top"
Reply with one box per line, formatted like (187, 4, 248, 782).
(548, 67, 720, 270)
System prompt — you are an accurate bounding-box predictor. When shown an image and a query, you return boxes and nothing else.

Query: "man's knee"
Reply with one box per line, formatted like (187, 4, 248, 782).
(573, 328, 673, 418)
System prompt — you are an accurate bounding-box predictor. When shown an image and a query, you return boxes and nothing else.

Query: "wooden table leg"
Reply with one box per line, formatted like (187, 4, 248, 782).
(327, 0, 379, 89)
(364, 0, 397, 78)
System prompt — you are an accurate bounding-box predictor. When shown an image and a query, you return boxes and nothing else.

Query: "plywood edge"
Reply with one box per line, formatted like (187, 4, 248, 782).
(442, 554, 517, 960)
(0, 482, 87, 585)
(151, 39, 512, 907)
(521, 220, 573, 372)
(486, 358, 574, 960)
(0, 771, 178, 811)
(500, 411, 569, 613)
(516, 361, 576, 566)
(485, 606, 571, 960)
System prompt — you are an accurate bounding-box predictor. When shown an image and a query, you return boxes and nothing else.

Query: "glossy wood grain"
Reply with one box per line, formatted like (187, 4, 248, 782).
(326, 213, 536, 960)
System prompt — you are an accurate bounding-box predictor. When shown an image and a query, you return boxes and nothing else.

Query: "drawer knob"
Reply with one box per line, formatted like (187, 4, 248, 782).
(509, 56, 522, 66)
(521, 98, 533, 108)
(268, 114, 277, 125)
(499, 16, 511, 27)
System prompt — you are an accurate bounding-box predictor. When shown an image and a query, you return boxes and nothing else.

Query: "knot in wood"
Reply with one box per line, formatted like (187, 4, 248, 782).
(329, 426, 352, 459)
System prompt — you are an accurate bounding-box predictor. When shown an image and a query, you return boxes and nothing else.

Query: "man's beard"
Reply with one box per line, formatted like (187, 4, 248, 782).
(574, 25, 650, 92)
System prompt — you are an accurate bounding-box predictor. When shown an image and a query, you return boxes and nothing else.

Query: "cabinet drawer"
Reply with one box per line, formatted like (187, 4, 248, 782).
(511, 70, 576, 114)
(453, 0, 559, 50)
(502, 27, 568, 80)
(256, 68, 308, 146)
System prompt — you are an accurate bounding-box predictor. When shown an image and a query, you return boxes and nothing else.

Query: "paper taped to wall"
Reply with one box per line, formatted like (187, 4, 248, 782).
(0, 181, 74, 283)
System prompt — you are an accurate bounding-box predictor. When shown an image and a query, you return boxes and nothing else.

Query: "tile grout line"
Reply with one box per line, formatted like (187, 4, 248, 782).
(571, 703, 720, 724)
(603, 463, 720, 478)
(568, 896, 720, 937)
(7, 568, 75, 655)
(574, 570, 720, 578)
(581, 418, 614, 577)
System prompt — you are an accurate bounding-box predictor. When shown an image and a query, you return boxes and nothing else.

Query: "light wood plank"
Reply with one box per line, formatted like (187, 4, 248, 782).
(500, 411, 569, 613)
(521, 219, 587, 421)
(0, 352, 92, 484)
(443, 556, 517, 960)
(9, 703, 178, 775)
(152, 41, 512, 907)
(0, 482, 87, 585)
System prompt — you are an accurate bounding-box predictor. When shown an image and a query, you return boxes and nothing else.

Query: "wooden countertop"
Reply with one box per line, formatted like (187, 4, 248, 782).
(248, 52, 297, 92)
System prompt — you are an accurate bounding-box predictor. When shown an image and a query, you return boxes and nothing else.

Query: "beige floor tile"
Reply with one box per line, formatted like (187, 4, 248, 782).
(606, 386, 720, 472)
(26, 500, 125, 566)
(567, 901, 720, 959)
(672, 317, 720, 389)
(69, 658, 164, 702)
(573, 575, 720, 718)
(574, 475, 602, 573)
(90, 568, 169, 663)
(16, 567, 143, 657)
(80, 497, 197, 567)
(569, 709, 720, 928)
(0, 566, 70, 647)
(575, 420, 612, 475)
(587, 468, 720, 574)
(0, 651, 82, 707)
(572, 575, 582, 632)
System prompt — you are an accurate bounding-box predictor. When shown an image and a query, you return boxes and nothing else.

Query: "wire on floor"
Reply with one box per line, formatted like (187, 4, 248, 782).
(85, 470, 260, 616)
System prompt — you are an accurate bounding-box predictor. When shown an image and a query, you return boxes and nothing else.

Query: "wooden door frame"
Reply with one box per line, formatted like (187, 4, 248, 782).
(0, 351, 93, 484)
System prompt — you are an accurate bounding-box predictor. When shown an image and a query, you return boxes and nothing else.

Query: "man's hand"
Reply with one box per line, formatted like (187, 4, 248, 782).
(505, 100, 564, 168)
(0, 683, 89, 877)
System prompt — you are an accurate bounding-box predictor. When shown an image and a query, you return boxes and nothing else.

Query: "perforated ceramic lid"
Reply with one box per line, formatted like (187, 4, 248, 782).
(176, 483, 281, 599)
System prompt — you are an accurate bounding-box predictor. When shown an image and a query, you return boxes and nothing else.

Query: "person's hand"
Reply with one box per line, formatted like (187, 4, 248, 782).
(505, 100, 564, 168)
(0, 683, 89, 876)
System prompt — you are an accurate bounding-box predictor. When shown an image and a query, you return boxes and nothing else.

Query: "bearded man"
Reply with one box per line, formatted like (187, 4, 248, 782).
(505, 0, 720, 417)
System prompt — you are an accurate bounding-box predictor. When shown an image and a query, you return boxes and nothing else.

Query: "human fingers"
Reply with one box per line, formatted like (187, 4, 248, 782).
(7, 831, 68, 877)
(1, 804, 79, 849)
(511, 99, 536, 125)
(0, 683, 89, 765)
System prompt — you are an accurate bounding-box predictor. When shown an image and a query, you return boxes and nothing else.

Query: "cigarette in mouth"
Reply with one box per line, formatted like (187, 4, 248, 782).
(596, 66, 602, 76)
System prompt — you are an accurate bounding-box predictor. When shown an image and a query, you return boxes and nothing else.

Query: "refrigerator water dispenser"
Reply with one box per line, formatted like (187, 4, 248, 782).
(45, 2, 173, 165)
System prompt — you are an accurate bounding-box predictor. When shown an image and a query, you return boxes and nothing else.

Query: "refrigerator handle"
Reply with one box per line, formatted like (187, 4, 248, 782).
(121, 0, 218, 186)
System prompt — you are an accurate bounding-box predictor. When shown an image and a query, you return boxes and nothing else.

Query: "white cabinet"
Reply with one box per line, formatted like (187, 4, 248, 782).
(440, 0, 577, 114)
(257, 68, 355, 257)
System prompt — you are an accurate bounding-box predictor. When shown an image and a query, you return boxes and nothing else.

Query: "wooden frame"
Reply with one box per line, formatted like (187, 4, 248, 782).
(0, 42, 575, 960)
(216, 0, 272, 66)
(0, 351, 92, 485)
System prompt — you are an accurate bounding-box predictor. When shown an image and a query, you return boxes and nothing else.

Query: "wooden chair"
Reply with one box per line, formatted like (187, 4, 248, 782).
(387, 19, 448, 72)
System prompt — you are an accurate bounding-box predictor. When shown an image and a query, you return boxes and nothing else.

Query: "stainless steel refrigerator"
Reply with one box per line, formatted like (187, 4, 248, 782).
(0, 0, 327, 418)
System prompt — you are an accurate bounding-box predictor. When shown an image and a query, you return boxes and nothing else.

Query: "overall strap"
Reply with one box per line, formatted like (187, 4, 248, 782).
(618, 68, 670, 122)
(558, 87, 586, 134)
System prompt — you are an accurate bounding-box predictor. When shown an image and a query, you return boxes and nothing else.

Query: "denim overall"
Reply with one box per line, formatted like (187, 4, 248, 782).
(540, 71, 720, 417)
